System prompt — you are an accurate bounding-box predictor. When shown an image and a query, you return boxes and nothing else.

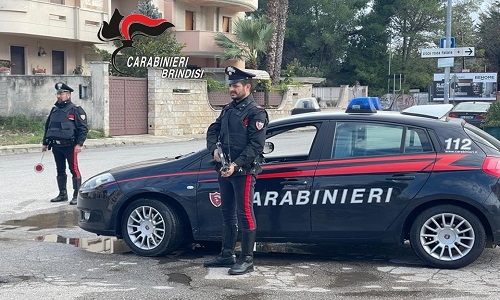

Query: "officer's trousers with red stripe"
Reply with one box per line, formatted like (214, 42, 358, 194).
(52, 145, 81, 179)
(218, 174, 256, 230)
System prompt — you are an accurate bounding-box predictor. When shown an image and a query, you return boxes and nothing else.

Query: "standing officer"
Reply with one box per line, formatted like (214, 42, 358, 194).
(205, 66, 268, 275)
(42, 82, 88, 205)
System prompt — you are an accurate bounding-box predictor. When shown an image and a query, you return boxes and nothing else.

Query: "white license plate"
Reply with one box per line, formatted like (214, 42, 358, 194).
(460, 115, 474, 119)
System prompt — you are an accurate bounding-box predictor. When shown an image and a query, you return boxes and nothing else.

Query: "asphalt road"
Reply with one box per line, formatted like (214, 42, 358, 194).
(2, 140, 500, 299)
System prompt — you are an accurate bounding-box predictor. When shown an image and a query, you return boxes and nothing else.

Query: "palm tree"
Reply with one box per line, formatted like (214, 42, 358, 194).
(266, 0, 289, 85)
(214, 16, 275, 69)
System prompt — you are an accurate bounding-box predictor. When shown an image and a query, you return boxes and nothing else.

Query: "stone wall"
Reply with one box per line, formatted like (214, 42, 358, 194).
(146, 67, 313, 136)
(0, 63, 314, 136)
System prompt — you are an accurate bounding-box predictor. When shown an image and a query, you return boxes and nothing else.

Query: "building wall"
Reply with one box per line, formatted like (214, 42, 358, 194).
(0, 36, 84, 75)
(0, 74, 92, 121)
(0, 63, 312, 137)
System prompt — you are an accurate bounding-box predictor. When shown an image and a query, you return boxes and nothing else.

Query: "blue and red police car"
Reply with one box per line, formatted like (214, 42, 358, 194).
(78, 98, 500, 269)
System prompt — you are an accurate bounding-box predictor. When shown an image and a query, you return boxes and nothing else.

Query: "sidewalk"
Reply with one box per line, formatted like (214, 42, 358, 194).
(0, 134, 206, 155)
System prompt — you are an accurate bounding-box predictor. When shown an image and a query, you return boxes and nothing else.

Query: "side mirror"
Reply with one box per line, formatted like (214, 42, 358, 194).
(263, 141, 274, 154)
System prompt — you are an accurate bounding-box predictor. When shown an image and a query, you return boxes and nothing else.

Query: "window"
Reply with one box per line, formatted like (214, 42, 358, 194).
(332, 122, 431, 159)
(222, 16, 231, 33)
(10, 46, 25, 75)
(404, 127, 432, 153)
(52, 51, 65, 75)
(50, 0, 64, 4)
(264, 125, 318, 163)
(185, 11, 194, 30)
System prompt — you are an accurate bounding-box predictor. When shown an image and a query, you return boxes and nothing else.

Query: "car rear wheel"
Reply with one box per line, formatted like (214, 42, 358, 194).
(121, 198, 182, 257)
(409, 205, 485, 269)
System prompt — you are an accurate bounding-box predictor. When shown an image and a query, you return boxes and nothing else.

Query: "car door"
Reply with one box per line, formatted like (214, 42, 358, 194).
(311, 120, 436, 239)
(254, 122, 325, 239)
(195, 121, 326, 240)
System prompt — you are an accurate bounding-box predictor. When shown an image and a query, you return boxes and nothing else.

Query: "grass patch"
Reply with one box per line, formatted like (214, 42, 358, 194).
(0, 115, 106, 146)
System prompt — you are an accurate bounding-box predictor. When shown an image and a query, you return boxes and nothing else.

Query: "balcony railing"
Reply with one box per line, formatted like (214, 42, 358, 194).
(178, 0, 257, 12)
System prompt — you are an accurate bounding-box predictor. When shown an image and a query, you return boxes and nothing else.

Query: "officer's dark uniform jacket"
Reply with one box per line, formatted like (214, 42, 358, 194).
(43, 101, 88, 147)
(207, 94, 268, 176)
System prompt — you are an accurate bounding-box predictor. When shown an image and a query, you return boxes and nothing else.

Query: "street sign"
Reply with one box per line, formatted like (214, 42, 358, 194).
(421, 47, 475, 58)
(438, 57, 454, 68)
(440, 37, 455, 48)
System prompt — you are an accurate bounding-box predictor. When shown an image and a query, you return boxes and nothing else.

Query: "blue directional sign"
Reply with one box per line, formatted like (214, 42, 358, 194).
(440, 37, 455, 48)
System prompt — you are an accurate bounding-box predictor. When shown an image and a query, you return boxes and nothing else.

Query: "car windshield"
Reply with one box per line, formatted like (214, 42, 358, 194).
(453, 102, 490, 112)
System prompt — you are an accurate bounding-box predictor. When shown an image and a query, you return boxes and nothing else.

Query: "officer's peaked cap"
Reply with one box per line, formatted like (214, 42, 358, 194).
(55, 82, 74, 93)
(225, 66, 256, 84)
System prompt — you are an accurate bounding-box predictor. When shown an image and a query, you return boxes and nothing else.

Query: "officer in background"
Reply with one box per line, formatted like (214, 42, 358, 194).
(205, 66, 269, 275)
(42, 82, 88, 205)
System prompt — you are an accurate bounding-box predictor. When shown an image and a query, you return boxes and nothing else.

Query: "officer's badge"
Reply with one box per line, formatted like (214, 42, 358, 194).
(56, 83, 63, 90)
(256, 121, 264, 130)
(209, 192, 221, 207)
(226, 66, 235, 75)
(68, 114, 75, 120)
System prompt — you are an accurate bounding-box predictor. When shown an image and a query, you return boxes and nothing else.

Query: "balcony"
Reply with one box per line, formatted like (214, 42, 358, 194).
(0, 0, 107, 43)
(176, 30, 234, 56)
(179, 0, 257, 12)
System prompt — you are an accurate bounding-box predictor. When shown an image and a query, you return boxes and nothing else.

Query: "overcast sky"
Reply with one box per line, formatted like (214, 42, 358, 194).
(471, 0, 496, 23)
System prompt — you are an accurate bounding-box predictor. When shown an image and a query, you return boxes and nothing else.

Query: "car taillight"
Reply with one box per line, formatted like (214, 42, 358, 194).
(449, 113, 458, 118)
(477, 115, 485, 119)
(482, 157, 500, 177)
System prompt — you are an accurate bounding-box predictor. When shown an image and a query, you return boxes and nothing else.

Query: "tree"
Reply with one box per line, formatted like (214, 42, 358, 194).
(450, 0, 482, 72)
(96, 0, 184, 77)
(265, 0, 289, 85)
(283, 0, 370, 86)
(389, 0, 444, 76)
(341, 0, 398, 95)
(214, 16, 275, 69)
(478, 0, 500, 73)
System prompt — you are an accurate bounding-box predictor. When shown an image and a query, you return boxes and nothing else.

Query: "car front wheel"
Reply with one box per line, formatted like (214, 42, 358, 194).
(409, 205, 486, 269)
(121, 198, 182, 257)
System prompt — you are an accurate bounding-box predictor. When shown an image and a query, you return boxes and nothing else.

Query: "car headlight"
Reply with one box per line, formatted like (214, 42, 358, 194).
(81, 173, 116, 192)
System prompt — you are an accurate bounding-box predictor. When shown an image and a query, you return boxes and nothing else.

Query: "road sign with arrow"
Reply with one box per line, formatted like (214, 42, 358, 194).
(421, 47, 475, 58)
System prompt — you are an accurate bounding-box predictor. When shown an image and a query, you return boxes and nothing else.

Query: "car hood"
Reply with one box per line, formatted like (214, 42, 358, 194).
(108, 157, 176, 175)
(103, 151, 203, 182)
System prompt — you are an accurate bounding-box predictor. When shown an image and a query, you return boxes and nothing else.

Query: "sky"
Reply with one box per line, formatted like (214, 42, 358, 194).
(471, 0, 496, 24)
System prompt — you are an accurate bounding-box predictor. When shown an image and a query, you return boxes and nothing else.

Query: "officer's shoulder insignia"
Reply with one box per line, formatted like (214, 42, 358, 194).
(256, 121, 265, 130)
(80, 115, 86, 120)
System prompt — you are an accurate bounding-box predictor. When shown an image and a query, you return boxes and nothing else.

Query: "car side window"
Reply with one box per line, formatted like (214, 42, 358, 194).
(264, 125, 318, 163)
(332, 122, 431, 159)
(405, 127, 432, 153)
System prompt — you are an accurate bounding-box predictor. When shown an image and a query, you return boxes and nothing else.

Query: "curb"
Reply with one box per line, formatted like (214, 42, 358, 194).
(0, 134, 206, 156)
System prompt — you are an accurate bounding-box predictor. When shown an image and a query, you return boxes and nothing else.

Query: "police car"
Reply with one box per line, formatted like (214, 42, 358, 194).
(78, 97, 500, 269)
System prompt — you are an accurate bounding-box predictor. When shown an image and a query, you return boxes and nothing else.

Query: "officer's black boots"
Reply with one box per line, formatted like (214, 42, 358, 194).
(228, 229, 256, 275)
(69, 177, 81, 205)
(203, 224, 238, 268)
(50, 175, 68, 202)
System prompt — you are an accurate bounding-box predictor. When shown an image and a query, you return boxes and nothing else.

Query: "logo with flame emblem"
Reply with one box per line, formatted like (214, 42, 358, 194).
(209, 192, 222, 207)
(98, 9, 175, 74)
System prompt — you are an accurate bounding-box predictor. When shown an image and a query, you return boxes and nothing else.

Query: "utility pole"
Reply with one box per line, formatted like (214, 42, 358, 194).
(443, 0, 453, 104)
